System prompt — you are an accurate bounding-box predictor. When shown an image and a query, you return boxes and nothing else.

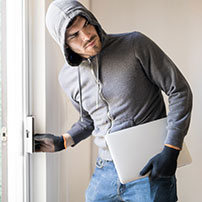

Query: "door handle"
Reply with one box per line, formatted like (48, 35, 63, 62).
(25, 116, 34, 153)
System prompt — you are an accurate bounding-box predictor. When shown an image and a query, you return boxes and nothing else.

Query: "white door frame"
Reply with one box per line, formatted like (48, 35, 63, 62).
(6, 0, 24, 201)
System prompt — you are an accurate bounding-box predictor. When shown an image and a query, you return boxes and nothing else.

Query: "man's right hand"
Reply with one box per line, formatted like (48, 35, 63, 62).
(34, 133, 65, 152)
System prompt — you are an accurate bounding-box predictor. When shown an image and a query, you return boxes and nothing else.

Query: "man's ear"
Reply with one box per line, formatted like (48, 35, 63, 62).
(65, 43, 69, 48)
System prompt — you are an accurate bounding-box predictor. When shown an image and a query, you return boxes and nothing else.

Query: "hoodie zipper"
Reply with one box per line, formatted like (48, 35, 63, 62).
(88, 57, 113, 134)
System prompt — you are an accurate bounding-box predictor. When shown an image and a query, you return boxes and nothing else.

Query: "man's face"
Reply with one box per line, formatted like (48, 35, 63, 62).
(65, 16, 102, 59)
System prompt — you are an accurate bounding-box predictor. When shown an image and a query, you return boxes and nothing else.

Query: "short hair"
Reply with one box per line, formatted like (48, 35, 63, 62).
(67, 15, 88, 29)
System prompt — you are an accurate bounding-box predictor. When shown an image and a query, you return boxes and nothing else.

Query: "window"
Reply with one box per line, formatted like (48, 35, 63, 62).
(0, 0, 7, 201)
(0, 0, 2, 196)
(4, 0, 25, 201)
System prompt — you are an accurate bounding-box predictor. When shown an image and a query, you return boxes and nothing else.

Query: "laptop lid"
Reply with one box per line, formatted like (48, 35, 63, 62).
(105, 118, 192, 184)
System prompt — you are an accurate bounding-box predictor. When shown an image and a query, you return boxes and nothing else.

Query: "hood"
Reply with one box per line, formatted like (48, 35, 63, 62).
(46, 0, 106, 66)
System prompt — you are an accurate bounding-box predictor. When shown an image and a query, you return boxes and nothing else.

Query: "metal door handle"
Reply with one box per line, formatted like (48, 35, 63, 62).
(25, 116, 34, 153)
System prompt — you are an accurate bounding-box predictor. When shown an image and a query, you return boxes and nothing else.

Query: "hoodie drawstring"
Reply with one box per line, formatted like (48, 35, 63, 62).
(96, 56, 99, 109)
(77, 66, 83, 122)
(78, 56, 100, 122)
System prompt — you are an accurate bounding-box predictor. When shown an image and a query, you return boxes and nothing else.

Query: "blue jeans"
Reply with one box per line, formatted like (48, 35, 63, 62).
(85, 158, 178, 202)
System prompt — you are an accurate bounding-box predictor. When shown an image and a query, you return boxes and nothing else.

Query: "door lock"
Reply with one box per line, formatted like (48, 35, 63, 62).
(1, 127, 7, 142)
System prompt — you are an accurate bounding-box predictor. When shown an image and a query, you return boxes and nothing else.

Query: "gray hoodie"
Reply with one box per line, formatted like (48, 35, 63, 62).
(46, 0, 193, 160)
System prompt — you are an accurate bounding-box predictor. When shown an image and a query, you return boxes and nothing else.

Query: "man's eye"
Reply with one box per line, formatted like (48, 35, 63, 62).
(69, 33, 78, 39)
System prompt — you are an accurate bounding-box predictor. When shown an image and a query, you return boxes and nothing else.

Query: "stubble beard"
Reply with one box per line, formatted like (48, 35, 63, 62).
(83, 36, 102, 58)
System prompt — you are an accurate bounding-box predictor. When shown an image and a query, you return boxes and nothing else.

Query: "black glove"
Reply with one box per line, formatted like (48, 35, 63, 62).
(140, 146, 180, 179)
(34, 133, 65, 152)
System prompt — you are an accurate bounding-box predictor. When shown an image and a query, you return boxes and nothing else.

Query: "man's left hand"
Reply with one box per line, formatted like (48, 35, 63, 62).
(140, 146, 180, 180)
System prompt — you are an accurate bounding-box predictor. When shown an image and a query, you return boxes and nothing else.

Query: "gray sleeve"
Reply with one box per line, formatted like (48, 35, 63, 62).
(134, 32, 193, 148)
(58, 65, 94, 146)
(67, 97, 94, 146)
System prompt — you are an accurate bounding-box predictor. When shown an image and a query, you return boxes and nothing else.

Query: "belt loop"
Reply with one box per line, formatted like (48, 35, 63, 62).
(96, 158, 105, 168)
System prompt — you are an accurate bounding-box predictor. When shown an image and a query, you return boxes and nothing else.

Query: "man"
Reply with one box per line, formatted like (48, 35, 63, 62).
(34, 0, 193, 201)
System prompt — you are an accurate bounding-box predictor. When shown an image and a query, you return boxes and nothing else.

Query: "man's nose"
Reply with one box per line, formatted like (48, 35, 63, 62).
(80, 29, 91, 41)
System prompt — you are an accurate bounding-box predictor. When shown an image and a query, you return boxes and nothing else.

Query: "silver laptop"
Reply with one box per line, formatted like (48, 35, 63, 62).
(105, 118, 192, 184)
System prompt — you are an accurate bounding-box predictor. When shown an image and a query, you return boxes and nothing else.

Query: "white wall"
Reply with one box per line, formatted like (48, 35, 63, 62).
(91, 0, 202, 201)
